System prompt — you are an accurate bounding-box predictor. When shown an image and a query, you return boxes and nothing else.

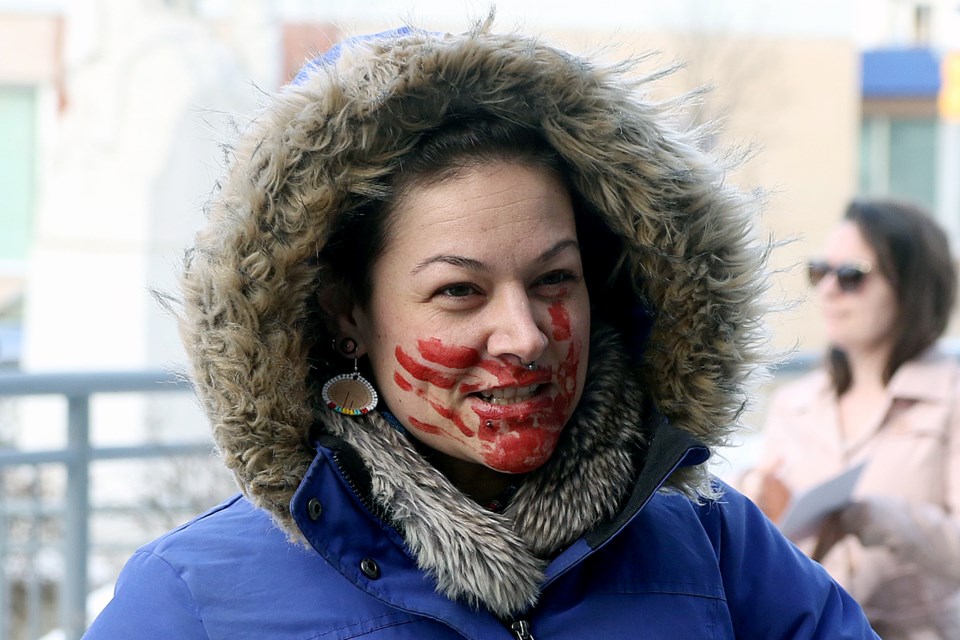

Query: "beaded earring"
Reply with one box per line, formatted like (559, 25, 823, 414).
(322, 337, 379, 416)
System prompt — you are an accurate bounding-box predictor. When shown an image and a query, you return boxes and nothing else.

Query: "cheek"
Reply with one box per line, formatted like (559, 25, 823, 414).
(874, 304, 898, 339)
(550, 299, 589, 400)
(417, 337, 481, 369)
(556, 334, 586, 417)
(394, 345, 457, 389)
(548, 300, 572, 341)
(391, 343, 478, 439)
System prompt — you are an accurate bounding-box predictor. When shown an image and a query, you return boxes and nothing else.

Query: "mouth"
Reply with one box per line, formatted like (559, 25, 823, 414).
(472, 383, 546, 406)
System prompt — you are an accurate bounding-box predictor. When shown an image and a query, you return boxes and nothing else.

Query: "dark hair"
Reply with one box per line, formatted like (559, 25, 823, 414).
(828, 198, 957, 394)
(318, 113, 628, 325)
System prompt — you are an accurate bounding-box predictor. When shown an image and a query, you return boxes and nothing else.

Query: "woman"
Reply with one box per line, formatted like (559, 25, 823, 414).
(84, 22, 877, 638)
(750, 199, 960, 639)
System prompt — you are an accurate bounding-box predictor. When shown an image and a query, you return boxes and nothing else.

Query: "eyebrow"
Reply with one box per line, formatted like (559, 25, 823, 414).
(411, 239, 580, 275)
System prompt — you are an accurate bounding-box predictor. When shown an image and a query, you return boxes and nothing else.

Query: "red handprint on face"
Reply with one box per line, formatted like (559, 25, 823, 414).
(391, 301, 583, 472)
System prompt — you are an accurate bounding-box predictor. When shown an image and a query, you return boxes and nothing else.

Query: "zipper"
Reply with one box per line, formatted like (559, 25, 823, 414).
(509, 619, 535, 640)
(330, 448, 384, 520)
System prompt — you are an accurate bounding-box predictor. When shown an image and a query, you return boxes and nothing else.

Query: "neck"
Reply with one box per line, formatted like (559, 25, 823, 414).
(412, 439, 519, 505)
(842, 343, 891, 394)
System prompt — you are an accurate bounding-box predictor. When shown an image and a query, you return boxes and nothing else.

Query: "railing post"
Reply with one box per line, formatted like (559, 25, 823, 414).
(63, 395, 90, 640)
(0, 469, 7, 640)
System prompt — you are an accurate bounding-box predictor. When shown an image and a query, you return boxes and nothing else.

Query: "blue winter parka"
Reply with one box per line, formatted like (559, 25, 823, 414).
(85, 417, 876, 639)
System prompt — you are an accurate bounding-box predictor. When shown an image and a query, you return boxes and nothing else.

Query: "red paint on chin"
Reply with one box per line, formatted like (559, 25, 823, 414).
(481, 427, 563, 473)
(395, 346, 456, 389)
(417, 338, 481, 369)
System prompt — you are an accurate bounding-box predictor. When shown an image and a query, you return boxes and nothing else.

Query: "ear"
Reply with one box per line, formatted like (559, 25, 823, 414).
(316, 281, 369, 356)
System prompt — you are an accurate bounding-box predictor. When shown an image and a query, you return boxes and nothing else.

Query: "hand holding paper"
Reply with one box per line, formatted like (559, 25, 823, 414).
(778, 462, 866, 541)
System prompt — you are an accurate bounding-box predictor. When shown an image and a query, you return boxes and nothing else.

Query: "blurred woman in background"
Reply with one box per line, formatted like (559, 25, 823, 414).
(749, 198, 960, 639)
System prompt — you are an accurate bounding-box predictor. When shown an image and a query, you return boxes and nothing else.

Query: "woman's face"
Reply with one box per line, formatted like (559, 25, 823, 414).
(815, 220, 897, 357)
(346, 162, 591, 475)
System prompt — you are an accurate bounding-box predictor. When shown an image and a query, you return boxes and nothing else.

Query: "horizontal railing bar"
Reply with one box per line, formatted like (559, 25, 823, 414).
(0, 443, 213, 467)
(0, 502, 219, 517)
(0, 370, 192, 396)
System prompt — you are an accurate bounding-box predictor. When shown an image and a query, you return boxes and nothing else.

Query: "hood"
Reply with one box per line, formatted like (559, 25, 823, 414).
(178, 17, 768, 614)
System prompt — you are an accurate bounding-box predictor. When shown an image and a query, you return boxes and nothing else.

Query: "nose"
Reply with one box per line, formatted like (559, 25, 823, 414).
(486, 286, 549, 365)
(815, 272, 842, 298)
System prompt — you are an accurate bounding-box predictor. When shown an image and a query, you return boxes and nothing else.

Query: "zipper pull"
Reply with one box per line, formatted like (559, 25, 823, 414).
(510, 619, 535, 640)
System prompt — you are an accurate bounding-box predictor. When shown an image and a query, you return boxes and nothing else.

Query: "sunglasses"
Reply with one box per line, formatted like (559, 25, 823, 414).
(807, 260, 872, 293)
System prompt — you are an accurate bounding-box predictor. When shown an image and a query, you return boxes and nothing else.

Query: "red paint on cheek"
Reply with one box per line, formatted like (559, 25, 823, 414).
(393, 372, 413, 391)
(407, 417, 444, 435)
(395, 346, 456, 389)
(459, 382, 482, 394)
(552, 340, 581, 418)
(392, 346, 476, 439)
(427, 399, 475, 437)
(417, 338, 481, 369)
(548, 301, 571, 342)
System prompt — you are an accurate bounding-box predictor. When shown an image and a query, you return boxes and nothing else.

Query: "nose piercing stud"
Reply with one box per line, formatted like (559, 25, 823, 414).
(518, 359, 537, 370)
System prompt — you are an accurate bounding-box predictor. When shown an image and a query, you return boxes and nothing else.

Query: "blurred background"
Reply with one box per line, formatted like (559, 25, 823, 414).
(1, 0, 959, 637)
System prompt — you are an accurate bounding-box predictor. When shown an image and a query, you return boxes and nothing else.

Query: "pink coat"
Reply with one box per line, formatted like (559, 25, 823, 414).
(760, 349, 960, 639)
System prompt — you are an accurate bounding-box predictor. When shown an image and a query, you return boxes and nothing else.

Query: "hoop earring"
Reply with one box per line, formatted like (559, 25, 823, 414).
(322, 338, 378, 416)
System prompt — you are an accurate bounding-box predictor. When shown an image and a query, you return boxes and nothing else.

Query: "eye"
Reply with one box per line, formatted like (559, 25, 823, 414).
(535, 270, 579, 288)
(431, 282, 485, 310)
(436, 283, 481, 299)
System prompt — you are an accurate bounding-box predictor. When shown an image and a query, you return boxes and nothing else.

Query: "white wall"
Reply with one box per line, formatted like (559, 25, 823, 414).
(19, 0, 275, 453)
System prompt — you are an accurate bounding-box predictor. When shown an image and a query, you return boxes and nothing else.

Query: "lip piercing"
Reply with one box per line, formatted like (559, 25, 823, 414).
(518, 359, 537, 370)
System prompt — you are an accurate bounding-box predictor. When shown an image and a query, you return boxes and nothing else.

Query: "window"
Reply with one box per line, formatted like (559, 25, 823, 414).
(859, 115, 937, 213)
(913, 4, 932, 44)
(0, 86, 37, 263)
(0, 85, 36, 368)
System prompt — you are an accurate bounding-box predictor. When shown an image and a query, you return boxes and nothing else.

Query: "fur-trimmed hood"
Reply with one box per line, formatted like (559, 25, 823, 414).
(178, 19, 768, 618)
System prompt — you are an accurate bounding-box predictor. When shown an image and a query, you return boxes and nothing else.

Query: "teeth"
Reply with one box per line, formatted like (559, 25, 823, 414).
(479, 384, 540, 405)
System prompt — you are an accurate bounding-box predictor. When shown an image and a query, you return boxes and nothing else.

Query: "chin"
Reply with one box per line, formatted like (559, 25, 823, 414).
(480, 429, 563, 474)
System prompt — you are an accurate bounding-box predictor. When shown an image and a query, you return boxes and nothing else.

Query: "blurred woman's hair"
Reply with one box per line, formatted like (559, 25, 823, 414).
(829, 198, 957, 394)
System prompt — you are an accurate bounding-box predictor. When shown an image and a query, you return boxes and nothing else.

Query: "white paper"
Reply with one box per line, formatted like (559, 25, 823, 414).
(778, 462, 866, 541)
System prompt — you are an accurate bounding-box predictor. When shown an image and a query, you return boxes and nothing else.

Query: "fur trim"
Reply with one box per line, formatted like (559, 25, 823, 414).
(321, 325, 644, 616)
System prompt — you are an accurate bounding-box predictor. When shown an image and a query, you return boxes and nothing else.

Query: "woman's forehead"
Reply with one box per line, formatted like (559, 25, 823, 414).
(382, 163, 579, 264)
(823, 221, 875, 261)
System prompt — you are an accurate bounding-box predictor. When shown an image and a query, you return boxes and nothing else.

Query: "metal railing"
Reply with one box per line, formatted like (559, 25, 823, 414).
(0, 371, 210, 640)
